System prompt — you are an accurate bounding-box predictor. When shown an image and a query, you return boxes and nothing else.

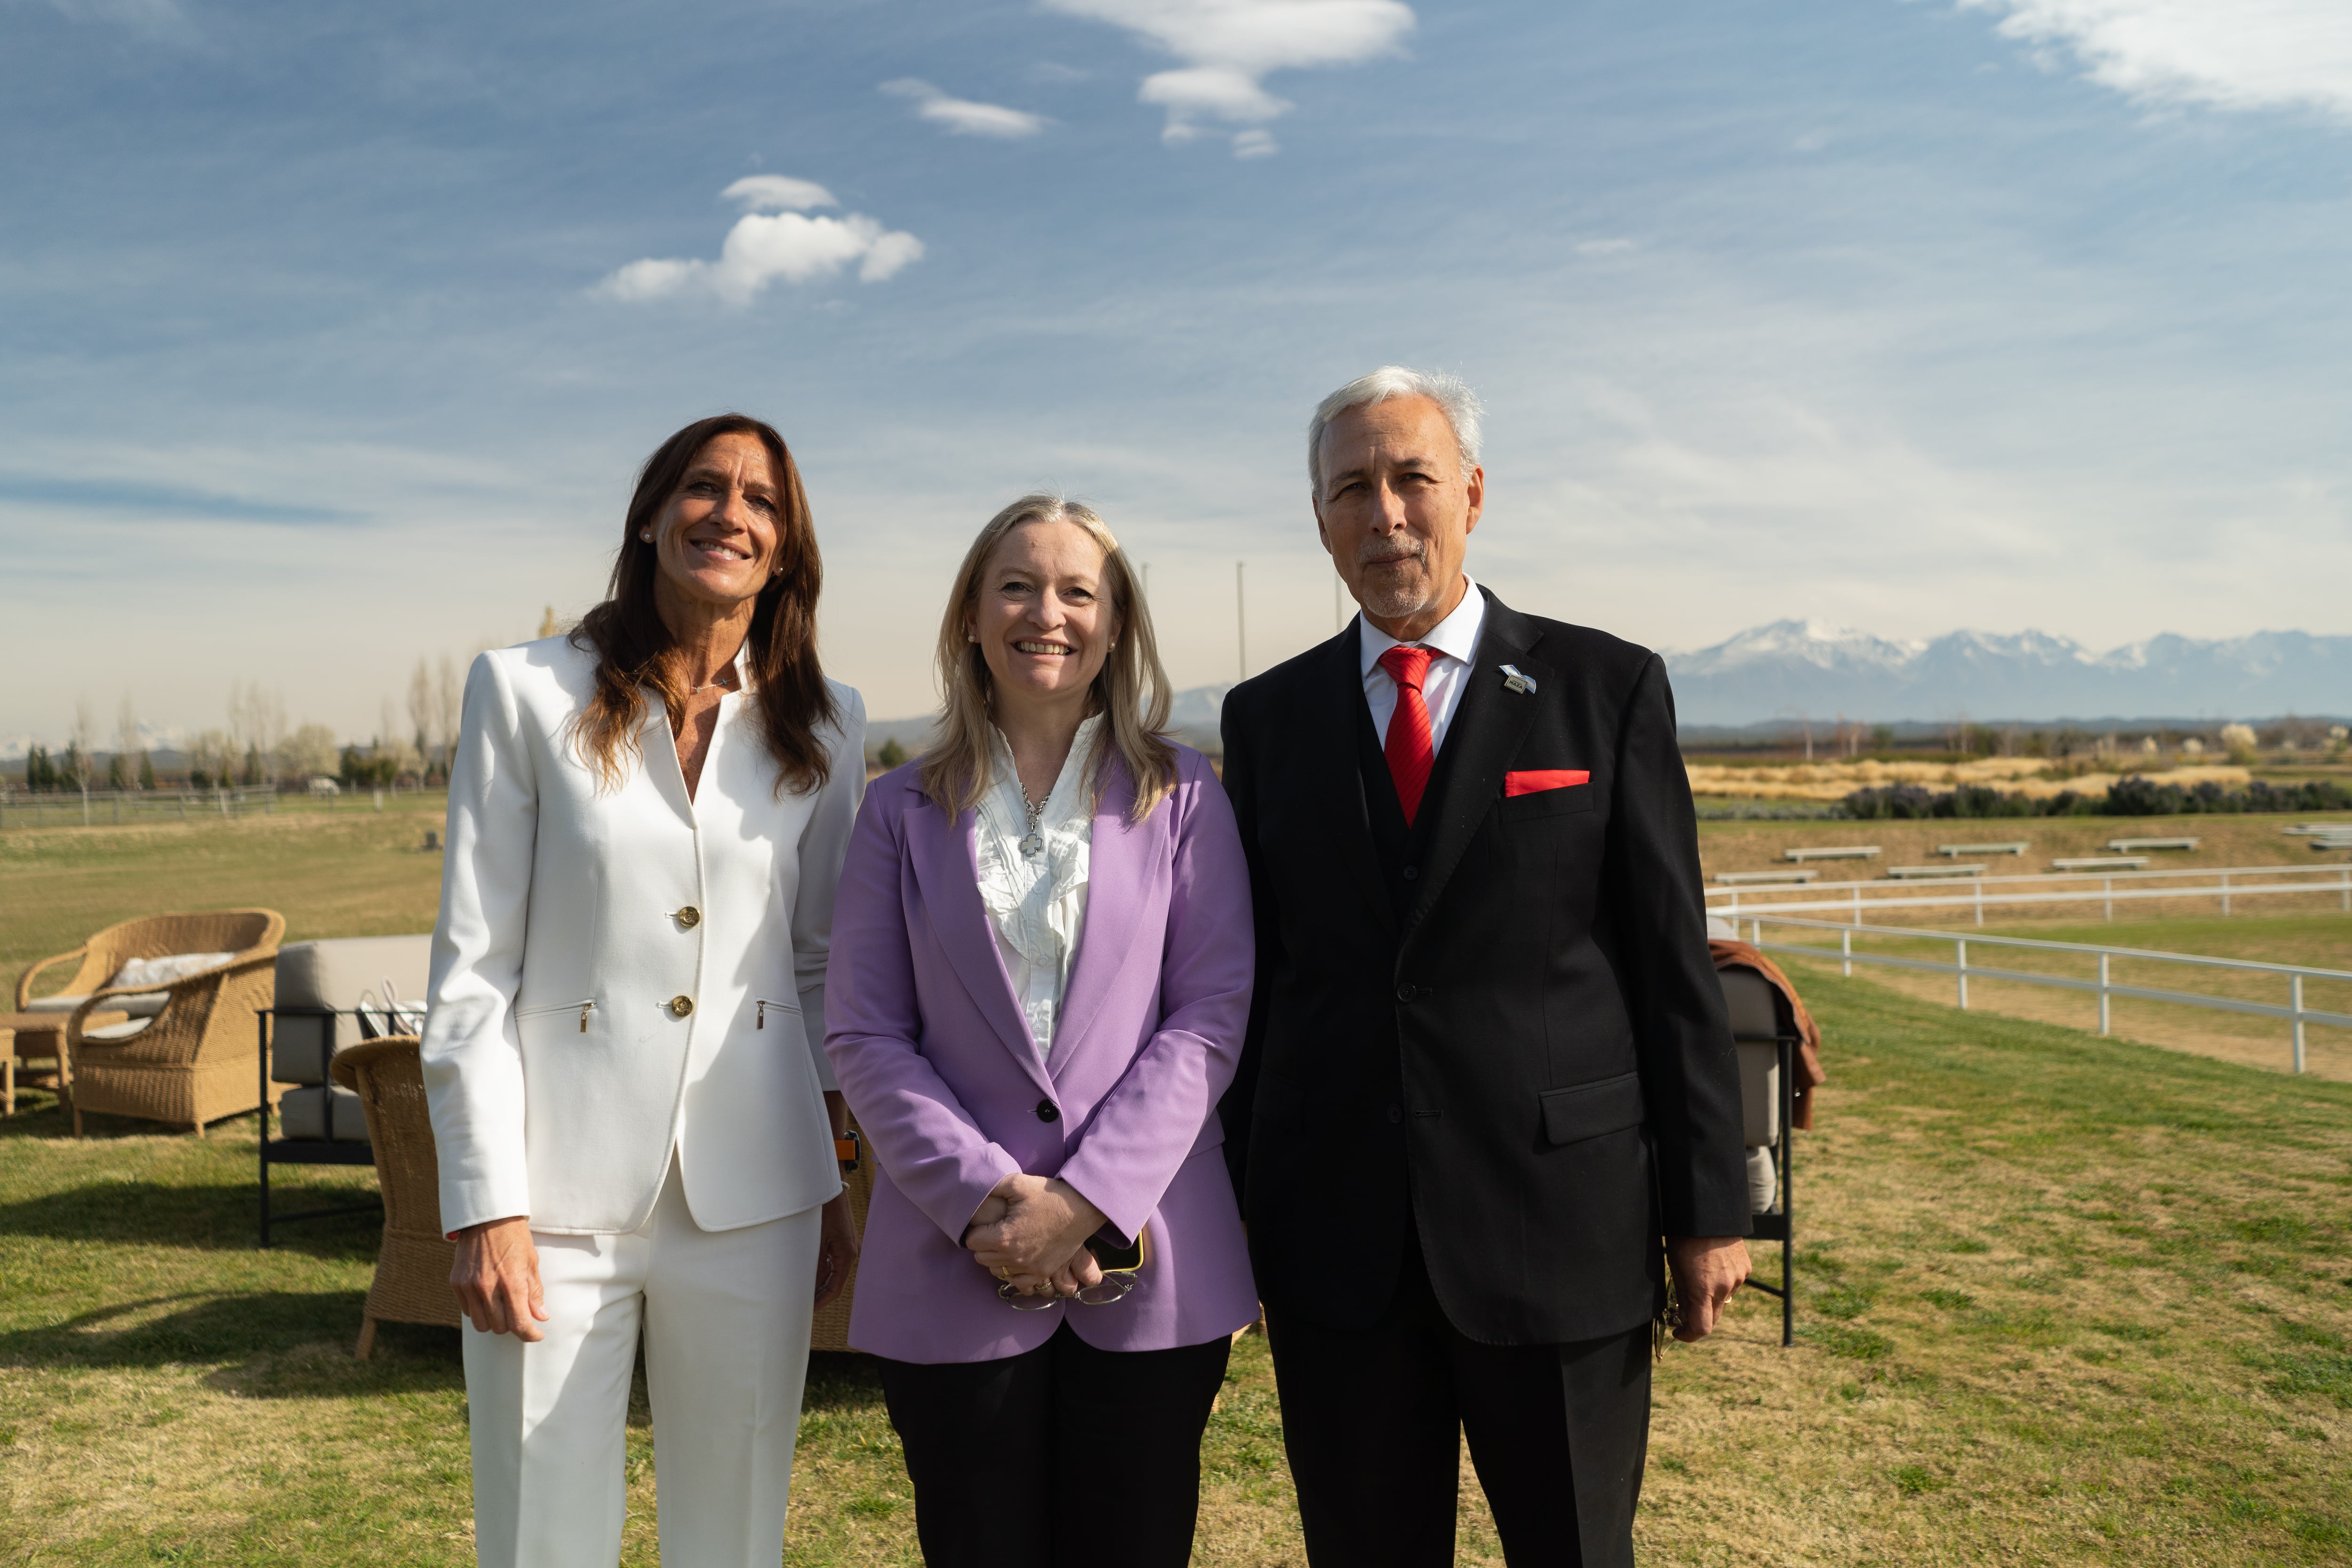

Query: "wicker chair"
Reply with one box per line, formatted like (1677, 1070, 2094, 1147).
(811, 1117, 876, 1353)
(331, 1035, 461, 1358)
(25, 910, 287, 1137)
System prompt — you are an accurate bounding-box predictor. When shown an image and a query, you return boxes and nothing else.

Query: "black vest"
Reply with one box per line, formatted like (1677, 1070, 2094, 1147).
(1354, 689, 1469, 925)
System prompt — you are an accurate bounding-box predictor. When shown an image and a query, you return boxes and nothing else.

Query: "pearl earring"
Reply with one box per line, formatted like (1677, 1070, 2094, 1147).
(639, 531, 652, 542)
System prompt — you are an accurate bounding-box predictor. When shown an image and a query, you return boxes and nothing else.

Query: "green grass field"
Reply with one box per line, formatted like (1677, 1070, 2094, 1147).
(0, 794, 449, 982)
(4, 805, 2351, 1563)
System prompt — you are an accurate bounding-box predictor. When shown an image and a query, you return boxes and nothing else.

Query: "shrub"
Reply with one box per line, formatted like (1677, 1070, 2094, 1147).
(1840, 776, 2349, 820)
(1843, 784, 1939, 820)
(2101, 775, 2352, 816)
(2105, 775, 2185, 816)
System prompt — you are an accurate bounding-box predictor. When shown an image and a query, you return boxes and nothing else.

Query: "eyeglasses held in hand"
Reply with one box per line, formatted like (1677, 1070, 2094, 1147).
(1001, 1225, 1153, 1310)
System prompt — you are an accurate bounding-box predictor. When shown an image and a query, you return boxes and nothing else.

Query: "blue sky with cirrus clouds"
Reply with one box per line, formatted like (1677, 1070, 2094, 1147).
(3, 0, 2351, 749)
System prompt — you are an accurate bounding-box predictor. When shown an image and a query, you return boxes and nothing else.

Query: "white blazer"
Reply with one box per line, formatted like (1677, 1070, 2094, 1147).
(421, 633, 867, 1235)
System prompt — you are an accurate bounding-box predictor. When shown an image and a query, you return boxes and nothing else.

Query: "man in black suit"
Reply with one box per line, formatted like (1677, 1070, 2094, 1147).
(1219, 367, 1750, 1568)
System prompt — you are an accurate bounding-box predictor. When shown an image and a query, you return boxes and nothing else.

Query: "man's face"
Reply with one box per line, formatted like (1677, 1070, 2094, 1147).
(1313, 395, 1484, 633)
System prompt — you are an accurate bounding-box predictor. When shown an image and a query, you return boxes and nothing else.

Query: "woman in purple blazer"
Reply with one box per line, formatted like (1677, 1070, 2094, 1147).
(824, 493, 1257, 1568)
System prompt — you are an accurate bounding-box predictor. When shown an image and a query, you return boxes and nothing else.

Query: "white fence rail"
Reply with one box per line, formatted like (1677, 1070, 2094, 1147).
(0, 785, 438, 828)
(1737, 914, 2352, 1075)
(1709, 862, 2352, 925)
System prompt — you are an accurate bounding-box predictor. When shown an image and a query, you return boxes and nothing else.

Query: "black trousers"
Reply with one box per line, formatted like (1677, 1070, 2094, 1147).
(1266, 1232, 1653, 1568)
(875, 1321, 1232, 1568)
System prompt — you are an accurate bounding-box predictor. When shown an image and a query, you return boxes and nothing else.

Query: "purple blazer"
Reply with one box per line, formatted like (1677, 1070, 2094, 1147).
(823, 746, 1259, 1363)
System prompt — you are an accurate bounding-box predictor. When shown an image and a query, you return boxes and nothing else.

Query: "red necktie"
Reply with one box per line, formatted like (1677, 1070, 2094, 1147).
(1379, 645, 1437, 826)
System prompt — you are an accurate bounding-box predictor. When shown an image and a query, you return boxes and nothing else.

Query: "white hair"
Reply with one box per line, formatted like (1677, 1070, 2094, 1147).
(1307, 366, 1485, 494)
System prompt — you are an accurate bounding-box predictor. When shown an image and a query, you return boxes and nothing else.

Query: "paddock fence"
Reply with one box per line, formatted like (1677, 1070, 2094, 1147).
(1709, 862, 2352, 926)
(1737, 913, 2352, 1075)
(0, 785, 442, 828)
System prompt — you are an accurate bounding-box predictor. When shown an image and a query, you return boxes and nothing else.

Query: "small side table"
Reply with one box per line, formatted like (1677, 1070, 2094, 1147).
(0, 1011, 130, 1115)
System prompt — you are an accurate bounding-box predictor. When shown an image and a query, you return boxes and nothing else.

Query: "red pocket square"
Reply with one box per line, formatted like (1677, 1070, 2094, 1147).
(1504, 770, 1589, 796)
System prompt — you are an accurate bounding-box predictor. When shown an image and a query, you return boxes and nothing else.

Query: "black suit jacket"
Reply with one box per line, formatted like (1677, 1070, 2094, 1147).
(1219, 588, 1748, 1345)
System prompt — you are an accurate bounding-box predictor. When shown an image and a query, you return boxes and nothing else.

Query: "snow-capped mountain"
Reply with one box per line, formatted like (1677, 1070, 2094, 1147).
(1659, 621, 2352, 725)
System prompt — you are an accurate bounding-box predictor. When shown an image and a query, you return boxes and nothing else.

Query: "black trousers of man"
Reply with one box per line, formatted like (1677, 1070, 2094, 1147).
(1266, 1229, 1653, 1568)
(875, 1321, 1231, 1568)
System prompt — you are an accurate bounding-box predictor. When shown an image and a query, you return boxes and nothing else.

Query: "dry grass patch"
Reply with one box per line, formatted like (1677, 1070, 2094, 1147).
(1685, 758, 2253, 804)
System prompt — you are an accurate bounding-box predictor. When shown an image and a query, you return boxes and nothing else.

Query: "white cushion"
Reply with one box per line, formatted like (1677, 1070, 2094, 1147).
(270, 935, 434, 1085)
(1738, 1041, 1781, 1147)
(278, 1083, 371, 1144)
(22, 992, 170, 1019)
(84, 1018, 155, 1043)
(110, 952, 236, 991)
(21, 994, 87, 1015)
(1747, 1145, 1779, 1214)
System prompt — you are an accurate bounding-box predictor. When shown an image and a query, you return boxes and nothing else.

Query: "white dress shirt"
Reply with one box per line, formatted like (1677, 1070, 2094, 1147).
(1359, 575, 1488, 755)
(973, 715, 1101, 1060)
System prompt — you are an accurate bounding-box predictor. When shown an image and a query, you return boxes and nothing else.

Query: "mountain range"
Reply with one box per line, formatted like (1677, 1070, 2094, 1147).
(1657, 621, 2352, 726)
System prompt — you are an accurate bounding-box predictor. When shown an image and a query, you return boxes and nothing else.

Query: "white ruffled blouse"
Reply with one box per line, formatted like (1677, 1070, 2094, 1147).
(974, 716, 1102, 1061)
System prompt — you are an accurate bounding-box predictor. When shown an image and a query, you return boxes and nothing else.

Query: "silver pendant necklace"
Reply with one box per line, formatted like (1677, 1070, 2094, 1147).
(1019, 793, 1046, 860)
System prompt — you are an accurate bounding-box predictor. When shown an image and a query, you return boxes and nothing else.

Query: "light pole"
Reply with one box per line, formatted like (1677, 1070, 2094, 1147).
(1235, 561, 1247, 681)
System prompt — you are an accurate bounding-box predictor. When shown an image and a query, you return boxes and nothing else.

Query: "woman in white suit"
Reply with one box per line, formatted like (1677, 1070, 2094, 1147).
(422, 413, 866, 1568)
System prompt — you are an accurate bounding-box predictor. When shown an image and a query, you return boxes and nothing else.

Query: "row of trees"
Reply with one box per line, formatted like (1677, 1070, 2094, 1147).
(14, 657, 467, 796)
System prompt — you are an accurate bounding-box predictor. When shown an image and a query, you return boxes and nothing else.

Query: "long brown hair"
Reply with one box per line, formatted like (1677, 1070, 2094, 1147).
(570, 414, 838, 795)
(918, 494, 1176, 824)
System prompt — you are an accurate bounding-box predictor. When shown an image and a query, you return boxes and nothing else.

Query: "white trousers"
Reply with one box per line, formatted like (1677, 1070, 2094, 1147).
(461, 1165, 821, 1568)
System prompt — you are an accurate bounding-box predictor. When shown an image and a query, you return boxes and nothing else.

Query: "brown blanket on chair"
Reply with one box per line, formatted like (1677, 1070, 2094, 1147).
(1709, 940, 1827, 1130)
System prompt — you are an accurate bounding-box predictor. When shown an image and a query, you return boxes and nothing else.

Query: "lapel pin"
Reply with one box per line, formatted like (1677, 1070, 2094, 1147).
(1500, 664, 1537, 695)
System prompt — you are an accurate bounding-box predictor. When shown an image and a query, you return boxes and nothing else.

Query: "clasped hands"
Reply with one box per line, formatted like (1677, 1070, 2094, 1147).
(963, 1173, 1107, 1300)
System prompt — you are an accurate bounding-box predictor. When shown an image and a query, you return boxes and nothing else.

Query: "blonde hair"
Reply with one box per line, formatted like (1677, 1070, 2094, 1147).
(920, 494, 1177, 824)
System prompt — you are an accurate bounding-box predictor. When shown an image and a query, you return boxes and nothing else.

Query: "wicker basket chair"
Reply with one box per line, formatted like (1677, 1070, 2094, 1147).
(810, 1116, 876, 1353)
(45, 909, 287, 1137)
(331, 1035, 461, 1358)
(16, 908, 283, 1016)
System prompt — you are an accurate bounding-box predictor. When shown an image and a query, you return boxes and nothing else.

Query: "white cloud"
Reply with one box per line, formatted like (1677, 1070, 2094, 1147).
(718, 174, 838, 212)
(1042, 0, 1414, 157)
(1957, 0, 2352, 124)
(881, 78, 1050, 138)
(1575, 238, 1639, 256)
(596, 179, 924, 305)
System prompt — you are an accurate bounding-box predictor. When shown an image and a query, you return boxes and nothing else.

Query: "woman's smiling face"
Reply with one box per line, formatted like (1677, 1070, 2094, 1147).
(968, 519, 1120, 716)
(649, 430, 782, 611)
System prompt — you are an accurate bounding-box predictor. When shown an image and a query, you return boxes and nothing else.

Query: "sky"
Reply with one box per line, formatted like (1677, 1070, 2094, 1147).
(5, 0, 2351, 747)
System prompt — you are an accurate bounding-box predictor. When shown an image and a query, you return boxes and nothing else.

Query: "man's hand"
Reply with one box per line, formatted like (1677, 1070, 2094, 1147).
(964, 1174, 1106, 1283)
(813, 1189, 861, 1309)
(1665, 1235, 1749, 1342)
(451, 1216, 548, 1341)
